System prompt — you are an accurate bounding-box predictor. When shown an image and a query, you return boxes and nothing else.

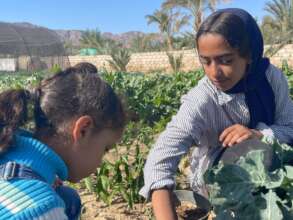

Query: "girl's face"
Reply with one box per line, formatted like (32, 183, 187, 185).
(197, 33, 250, 91)
(62, 116, 122, 182)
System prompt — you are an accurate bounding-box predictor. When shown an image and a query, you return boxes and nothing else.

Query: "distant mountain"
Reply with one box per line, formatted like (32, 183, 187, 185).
(55, 29, 164, 48)
(55, 29, 83, 46)
(6, 22, 164, 48)
(12, 22, 39, 28)
(55, 30, 147, 47)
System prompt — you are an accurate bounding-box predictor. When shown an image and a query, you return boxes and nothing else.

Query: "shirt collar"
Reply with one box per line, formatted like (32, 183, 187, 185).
(217, 90, 237, 105)
(1, 130, 68, 184)
(206, 78, 238, 105)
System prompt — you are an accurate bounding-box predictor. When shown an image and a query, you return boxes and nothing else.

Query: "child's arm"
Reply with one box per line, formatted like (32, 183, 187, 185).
(140, 87, 207, 216)
(152, 189, 178, 220)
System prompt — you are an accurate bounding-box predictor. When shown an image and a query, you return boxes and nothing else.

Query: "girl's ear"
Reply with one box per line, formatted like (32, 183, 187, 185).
(72, 115, 94, 143)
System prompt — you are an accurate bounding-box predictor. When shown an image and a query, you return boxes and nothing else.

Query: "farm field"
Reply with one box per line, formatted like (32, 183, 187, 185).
(0, 64, 292, 219)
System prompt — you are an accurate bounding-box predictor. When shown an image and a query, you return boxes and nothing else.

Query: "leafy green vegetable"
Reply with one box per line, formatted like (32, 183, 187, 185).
(205, 140, 293, 220)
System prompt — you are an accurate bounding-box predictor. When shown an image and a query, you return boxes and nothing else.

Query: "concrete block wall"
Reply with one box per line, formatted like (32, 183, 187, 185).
(69, 44, 293, 73)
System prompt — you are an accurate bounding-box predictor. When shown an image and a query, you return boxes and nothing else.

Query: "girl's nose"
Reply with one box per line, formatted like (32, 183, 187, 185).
(209, 61, 222, 79)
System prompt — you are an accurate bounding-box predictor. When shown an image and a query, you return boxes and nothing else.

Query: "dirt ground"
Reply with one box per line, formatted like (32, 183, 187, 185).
(79, 190, 213, 220)
(78, 144, 209, 220)
(79, 144, 154, 220)
(79, 190, 153, 220)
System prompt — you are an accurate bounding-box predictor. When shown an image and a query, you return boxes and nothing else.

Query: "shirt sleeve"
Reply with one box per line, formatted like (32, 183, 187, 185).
(139, 87, 207, 200)
(32, 207, 68, 220)
(256, 64, 293, 144)
(12, 204, 68, 220)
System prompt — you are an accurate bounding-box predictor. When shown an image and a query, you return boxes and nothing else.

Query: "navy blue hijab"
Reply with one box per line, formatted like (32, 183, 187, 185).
(211, 8, 275, 128)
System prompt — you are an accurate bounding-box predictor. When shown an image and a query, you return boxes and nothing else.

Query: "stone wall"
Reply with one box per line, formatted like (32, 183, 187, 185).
(68, 50, 201, 73)
(69, 44, 293, 73)
(61, 44, 293, 73)
(0, 45, 291, 72)
(265, 44, 293, 67)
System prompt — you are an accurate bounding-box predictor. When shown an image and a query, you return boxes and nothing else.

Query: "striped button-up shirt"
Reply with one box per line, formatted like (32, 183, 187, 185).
(140, 64, 293, 199)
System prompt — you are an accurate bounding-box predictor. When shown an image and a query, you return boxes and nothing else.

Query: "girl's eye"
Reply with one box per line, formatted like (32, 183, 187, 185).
(199, 57, 210, 65)
(219, 58, 233, 65)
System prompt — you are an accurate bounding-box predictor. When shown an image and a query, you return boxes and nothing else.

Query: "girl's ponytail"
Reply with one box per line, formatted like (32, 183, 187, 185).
(0, 89, 30, 152)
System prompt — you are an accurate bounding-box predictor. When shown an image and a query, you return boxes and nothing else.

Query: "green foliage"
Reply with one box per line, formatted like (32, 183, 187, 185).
(262, 0, 293, 55)
(264, 0, 293, 34)
(87, 70, 203, 207)
(80, 29, 121, 55)
(0, 71, 46, 92)
(2, 64, 293, 212)
(84, 177, 94, 193)
(282, 61, 293, 98)
(95, 144, 146, 208)
(50, 64, 62, 74)
(108, 48, 131, 72)
(102, 71, 203, 125)
(146, 8, 190, 50)
(129, 34, 166, 53)
(92, 121, 155, 208)
(146, 9, 174, 50)
(162, 0, 230, 33)
(204, 140, 293, 220)
(172, 32, 196, 50)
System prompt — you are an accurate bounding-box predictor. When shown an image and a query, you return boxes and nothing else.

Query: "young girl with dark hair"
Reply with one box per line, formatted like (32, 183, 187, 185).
(0, 65, 126, 219)
(140, 8, 293, 219)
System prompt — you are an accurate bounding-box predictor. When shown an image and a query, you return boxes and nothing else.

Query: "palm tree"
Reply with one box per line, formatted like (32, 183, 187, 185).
(264, 0, 293, 33)
(261, 15, 279, 44)
(146, 9, 174, 50)
(80, 29, 119, 54)
(146, 9, 189, 50)
(108, 48, 131, 72)
(262, 0, 293, 56)
(80, 29, 104, 53)
(162, 0, 230, 33)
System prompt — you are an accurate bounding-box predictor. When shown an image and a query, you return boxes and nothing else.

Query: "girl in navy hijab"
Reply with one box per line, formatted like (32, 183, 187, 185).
(140, 8, 293, 220)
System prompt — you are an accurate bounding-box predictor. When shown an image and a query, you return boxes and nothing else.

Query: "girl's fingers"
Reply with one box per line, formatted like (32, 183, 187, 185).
(219, 125, 237, 142)
(222, 129, 240, 147)
(228, 132, 245, 147)
(223, 129, 250, 147)
(236, 133, 251, 144)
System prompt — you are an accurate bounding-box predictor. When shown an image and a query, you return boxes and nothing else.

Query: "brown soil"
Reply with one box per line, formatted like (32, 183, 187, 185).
(80, 190, 153, 220)
(176, 201, 210, 220)
(80, 192, 214, 220)
(79, 144, 213, 219)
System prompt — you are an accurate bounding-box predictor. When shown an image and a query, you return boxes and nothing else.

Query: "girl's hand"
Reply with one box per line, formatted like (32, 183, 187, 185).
(219, 124, 263, 147)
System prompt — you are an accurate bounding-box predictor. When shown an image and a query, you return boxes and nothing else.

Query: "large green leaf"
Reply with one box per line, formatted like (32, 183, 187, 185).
(258, 190, 283, 220)
(237, 150, 284, 189)
(284, 165, 293, 179)
(205, 150, 287, 219)
(205, 163, 256, 208)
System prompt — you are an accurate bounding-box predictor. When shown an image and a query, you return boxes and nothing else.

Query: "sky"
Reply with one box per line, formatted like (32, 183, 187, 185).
(0, 0, 269, 34)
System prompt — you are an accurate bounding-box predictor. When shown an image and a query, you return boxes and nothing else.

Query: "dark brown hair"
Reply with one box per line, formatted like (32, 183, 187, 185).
(196, 12, 251, 58)
(73, 62, 97, 74)
(0, 64, 126, 152)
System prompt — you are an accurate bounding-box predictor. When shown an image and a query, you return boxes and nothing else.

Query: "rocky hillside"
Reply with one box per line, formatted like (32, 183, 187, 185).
(55, 30, 163, 48)
(7, 22, 164, 49)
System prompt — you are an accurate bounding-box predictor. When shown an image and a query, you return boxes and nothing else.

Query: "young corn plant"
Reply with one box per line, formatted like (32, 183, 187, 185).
(94, 144, 146, 208)
(93, 121, 154, 208)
